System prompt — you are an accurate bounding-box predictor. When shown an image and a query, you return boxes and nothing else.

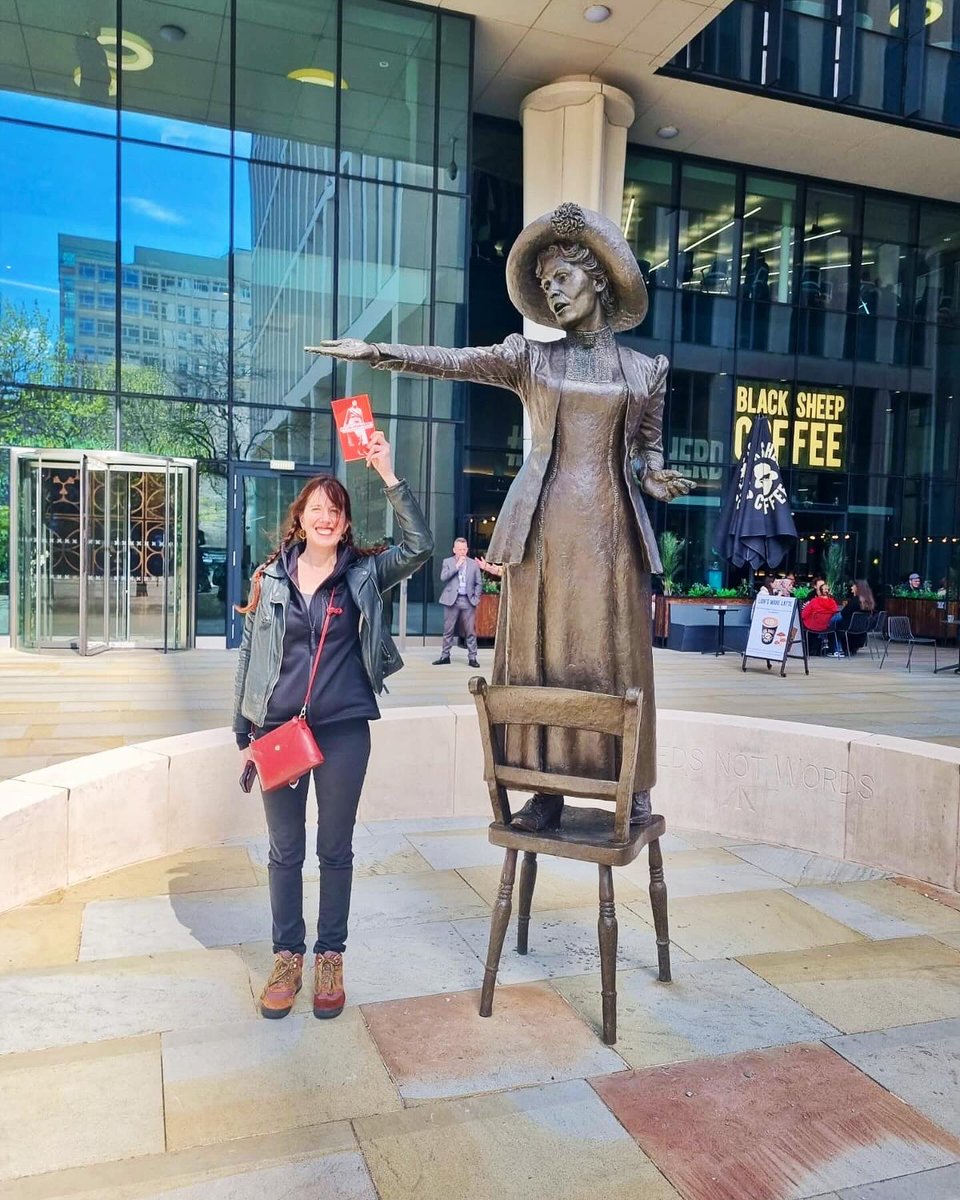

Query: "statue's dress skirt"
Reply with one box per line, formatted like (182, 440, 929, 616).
(492, 372, 655, 791)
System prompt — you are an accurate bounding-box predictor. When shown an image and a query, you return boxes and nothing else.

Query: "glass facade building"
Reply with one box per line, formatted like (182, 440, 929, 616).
(0, 0, 470, 644)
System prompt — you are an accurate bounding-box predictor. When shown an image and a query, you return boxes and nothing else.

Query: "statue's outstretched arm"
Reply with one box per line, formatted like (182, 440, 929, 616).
(306, 334, 527, 391)
(631, 354, 695, 502)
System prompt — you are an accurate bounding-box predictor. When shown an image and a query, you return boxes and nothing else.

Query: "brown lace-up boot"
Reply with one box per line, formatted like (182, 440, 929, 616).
(313, 951, 345, 1019)
(259, 951, 303, 1019)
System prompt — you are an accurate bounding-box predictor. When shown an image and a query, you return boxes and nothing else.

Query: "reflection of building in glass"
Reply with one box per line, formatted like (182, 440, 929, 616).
(58, 234, 251, 394)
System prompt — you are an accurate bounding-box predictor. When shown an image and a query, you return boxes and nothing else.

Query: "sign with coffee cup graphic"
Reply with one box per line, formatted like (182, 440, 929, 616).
(745, 594, 802, 664)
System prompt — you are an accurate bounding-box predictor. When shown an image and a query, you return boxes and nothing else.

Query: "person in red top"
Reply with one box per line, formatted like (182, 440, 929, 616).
(801, 581, 843, 655)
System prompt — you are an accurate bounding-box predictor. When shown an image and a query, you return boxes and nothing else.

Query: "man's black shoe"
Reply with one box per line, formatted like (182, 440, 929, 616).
(630, 789, 652, 825)
(510, 793, 564, 832)
(468, 658, 480, 668)
(432, 656, 450, 665)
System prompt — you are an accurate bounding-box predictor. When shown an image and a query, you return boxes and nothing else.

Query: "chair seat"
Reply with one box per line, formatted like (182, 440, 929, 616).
(488, 808, 666, 867)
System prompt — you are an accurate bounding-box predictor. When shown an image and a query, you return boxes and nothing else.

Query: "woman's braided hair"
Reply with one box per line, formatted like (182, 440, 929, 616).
(535, 241, 617, 319)
(235, 474, 372, 614)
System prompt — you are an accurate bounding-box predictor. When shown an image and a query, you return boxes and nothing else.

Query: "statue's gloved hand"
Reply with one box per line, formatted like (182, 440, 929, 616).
(641, 468, 695, 502)
(305, 338, 377, 362)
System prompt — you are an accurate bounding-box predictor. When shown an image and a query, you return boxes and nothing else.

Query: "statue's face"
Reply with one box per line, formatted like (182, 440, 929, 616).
(537, 252, 604, 331)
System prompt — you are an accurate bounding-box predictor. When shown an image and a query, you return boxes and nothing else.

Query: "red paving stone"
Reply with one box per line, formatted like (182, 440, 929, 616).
(591, 1043, 960, 1200)
(893, 876, 960, 912)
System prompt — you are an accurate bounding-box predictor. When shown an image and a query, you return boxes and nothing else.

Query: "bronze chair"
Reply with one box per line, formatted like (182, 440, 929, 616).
(469, 678, 671, 1046)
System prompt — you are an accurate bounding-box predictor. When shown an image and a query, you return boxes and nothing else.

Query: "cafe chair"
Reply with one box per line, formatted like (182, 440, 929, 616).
(838, 610, 871, 658)
(865, 610, 886, 663)
(469, 677, 671, 1047)
(879, 614, 937, 672)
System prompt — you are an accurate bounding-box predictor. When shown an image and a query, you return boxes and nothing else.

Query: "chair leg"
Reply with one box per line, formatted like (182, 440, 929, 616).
(598, 864, 618, 1046)
(517, 851, 537, 955)
(648, 838, 672, 984)
(906, 641, 913, 672)
(479, 848, 517, 1018)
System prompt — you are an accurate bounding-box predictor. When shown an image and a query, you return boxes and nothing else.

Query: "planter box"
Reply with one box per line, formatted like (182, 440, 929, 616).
(475, 591, 500, 639)
(654, 595, 751, 641)
(886, 597, 957, 639)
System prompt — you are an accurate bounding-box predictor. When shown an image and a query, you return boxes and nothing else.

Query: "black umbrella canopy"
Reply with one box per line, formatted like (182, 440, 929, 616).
(714, 415, 798, 571)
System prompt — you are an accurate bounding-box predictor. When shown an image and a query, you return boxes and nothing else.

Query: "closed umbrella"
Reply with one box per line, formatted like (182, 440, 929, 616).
(714, 415, 797, 570)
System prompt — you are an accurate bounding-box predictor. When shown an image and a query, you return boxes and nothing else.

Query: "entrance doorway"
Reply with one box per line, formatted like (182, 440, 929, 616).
(10, 449, 196, 653)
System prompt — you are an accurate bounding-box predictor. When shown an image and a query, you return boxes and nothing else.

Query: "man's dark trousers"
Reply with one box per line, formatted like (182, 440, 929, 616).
(441, 595, 478, 659)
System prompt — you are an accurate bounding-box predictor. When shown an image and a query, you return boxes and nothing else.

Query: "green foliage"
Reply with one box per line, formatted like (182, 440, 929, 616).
(794, 585, 812, 600)
(0, 504, 8, 581)
(823, 541, 846, 597)
(736, 579, 752, 598)
(657, 531, 686, 596)
(716, 587, 739, 598)
(481, 577, 500, 594)
(684, 582, 715, 597)
(890, 585, 942, 600)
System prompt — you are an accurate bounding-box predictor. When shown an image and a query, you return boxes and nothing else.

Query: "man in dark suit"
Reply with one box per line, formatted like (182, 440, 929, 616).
(433, 538, 482, 667)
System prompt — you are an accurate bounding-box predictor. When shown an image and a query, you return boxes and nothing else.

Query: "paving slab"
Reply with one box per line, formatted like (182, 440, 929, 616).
(405, 829, 508, 870)
(728, 844, 888, 886)
(892, 877, 960, 911)
(247, 830, 433, 881)
(794, 879, 960, 940)
(632, 889, 865, 960)
(458, 858, 645, 911)
(355, 1079, 681, 1200)
(0, 1124, 375, 1200)
(361, 983, 625, 1102)
(0, 901, 82, 971)
(828, 1019, 960, 1137)
(161, 1009, 401, 1150)
(57, 846, 260, 901)
(555, 959, 839, 1068)
(0, 1036, 164, 1182)
(0, 948, 255, 1055)
(615, 847, 787, 897)
(239, 920, 485, 1008)
(741, 936, 960, 1033)
(833, 1163, 960, 1197)
(452, 904, 683, 985)
(591, 1042, 960, 1200)
(787, 887, 926, 939)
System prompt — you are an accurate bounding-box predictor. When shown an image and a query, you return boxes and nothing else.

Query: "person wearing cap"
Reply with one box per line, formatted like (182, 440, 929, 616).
(907, 572, 922, 590)
(307, 202, 693, 833)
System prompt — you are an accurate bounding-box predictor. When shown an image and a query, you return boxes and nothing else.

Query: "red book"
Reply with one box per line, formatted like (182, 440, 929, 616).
(332, 394, 375, 462)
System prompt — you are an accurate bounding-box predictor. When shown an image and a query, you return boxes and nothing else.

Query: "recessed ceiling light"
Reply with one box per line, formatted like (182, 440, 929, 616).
(97, 28, 154, 71)
(159, 24, 187, 42)
(889, 0, 942, 25)
(656, 125, 679, 138)
(379, 60, 390, 68)
(287, 68, 349, 89)
(583, 4, 612, 21)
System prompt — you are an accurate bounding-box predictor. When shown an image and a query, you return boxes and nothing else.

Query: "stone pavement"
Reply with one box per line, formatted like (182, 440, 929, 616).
(3, 820, 960, 1198)
(0, 639, 958, 781)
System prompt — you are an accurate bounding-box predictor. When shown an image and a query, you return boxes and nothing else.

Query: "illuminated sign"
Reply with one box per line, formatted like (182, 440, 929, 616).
(734, 381, 847, 471)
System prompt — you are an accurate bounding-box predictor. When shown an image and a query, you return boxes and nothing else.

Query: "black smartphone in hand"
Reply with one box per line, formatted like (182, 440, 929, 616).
(239, 759, 258, 793)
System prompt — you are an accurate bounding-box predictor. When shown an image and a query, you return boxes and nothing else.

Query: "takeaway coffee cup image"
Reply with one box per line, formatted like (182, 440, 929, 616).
(761, 616, 779, 644)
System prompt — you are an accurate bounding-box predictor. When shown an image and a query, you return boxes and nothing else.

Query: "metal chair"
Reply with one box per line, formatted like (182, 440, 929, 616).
(879, 614, 938, 671)
(838, 610, 871, 658)
(469, 677, 670, 1046)
(865, 610, 886, 663)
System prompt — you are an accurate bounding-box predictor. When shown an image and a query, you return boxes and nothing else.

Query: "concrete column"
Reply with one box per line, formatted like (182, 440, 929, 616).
(518, 74, 636, 453)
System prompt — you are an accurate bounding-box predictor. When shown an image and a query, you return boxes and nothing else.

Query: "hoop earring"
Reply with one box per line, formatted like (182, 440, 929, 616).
(297, 528, 307, 541)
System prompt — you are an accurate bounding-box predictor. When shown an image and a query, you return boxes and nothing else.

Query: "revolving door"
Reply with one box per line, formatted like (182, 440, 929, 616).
(10, 450, 197, 653)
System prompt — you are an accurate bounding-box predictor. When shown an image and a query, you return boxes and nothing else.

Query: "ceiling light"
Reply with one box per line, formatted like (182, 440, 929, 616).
(889, 0, 942, 25)
(97, 28, 154, 71)
(74, 64, 117, 96)
(656, 125, 679, 139)
(159, 24, 187, 42)
(379, 60, 390, 68)
(583, 4, 612, 20)
(287, 68, 348, 89)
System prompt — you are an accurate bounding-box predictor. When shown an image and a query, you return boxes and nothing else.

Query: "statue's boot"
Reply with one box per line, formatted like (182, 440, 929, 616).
(511, 793, 564, 832)
(630, 789, 652, 825)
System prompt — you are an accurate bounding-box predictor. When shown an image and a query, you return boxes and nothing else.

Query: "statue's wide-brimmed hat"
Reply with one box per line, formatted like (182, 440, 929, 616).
(506, 202, 648, 333)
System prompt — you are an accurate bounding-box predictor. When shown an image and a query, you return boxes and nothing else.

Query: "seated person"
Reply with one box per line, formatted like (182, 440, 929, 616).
(837, 579, 875, 654)
(801, 582, 842, 656)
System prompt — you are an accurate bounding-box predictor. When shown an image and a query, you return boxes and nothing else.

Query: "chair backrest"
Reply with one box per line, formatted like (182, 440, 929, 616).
(846, 611, 871, 635)
(869, 609, 885, 634)
(886, 614, 911, 641)
(469, 678, 643, 844)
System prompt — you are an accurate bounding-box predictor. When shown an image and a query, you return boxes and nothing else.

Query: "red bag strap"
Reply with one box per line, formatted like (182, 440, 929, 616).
(299, 586, 342, 719)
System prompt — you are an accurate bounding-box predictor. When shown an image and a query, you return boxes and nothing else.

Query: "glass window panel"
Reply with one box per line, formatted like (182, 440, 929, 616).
(120, 394, 227, 457)
(790, 470, 849, 510)
(742, 175, 798, 305)
(664, 370, 732, 504)
(1, 386, 115, 449)
(695, 0, 765, 81)
(234, 0, 337, 169)
(433, 193, 468, 418)
(234, 161, 335, 409)
(118, 0, 230, 151)
(678, 163, 737, 297)
(675, 294, 737, 347)
(852, 32, 904, 112)
(426, 421, 457, 635)
(196, 463, 228, 636)
(233, 403, 333, 465)
(120, 142, 231, 400)
(340, 0, 437, 186)
(623, 154, 676, 291)
(922, 47, 960, 123)
(800, 187, 856, 312)
(0, 124, 117, 390)
(848, 387, 901, 473)
(780, 11, 841, 99)
(927, 0, 959, 46)
(437, 14, 470, 195)
(915, 204, 960, 322)
(0, 0, 118, 134)
(855, 0, 904, 34)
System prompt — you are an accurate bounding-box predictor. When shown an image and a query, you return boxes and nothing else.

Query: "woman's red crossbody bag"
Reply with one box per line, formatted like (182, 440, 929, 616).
(249, 588, 342, 792)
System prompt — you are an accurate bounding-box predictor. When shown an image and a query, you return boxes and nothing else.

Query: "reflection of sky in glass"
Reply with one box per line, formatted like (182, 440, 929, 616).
(0, 93, 248, 328)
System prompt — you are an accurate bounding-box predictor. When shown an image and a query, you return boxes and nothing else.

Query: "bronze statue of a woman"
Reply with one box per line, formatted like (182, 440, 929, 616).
(310, 202, 693, 832)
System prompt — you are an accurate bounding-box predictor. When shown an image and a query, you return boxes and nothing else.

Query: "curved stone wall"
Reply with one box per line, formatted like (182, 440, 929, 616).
(1, 706, 957, 912)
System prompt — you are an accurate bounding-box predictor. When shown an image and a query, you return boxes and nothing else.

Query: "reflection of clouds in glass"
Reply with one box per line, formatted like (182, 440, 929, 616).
(1, 280, 59, 295)
(123, 196, 186, 226)
(158, 121, 230, 154)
